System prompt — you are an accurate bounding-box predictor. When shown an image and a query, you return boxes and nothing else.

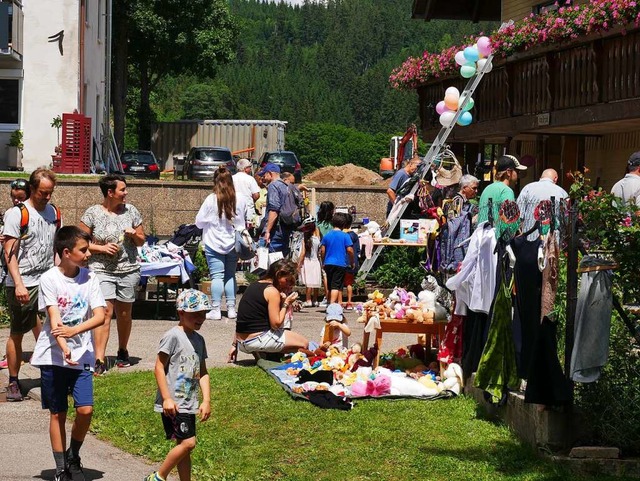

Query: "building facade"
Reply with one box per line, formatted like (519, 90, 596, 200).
(411, 0, 639, 192)
(0, 0, 110, 172)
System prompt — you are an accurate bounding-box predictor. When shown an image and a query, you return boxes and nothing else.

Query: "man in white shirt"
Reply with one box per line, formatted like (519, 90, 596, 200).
(233, 158, 260, 206)
(611, 152, 640, 209)
(517, 169, 568, 240)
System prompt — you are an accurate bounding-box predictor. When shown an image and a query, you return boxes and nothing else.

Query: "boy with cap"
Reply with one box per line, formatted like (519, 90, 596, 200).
(320, 303, 351, 349)
(611, 151, 640, 209)
(477, 154, 527, 235)
(145, 289, 211, 481)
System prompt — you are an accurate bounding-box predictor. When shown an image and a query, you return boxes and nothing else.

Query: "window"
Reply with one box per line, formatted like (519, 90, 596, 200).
(0, 78, 19, 124)
(533, 1, 572, 15)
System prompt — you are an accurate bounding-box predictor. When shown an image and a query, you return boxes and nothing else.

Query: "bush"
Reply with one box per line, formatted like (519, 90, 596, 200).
(371, 246, 425, 293)
(192, 246, 209, 284)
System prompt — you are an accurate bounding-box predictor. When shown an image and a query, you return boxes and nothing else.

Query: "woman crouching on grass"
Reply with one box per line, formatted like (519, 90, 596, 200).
(228, 259, 308, 362)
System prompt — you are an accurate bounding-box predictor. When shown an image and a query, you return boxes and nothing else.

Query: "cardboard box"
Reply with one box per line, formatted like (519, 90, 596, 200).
(399, 220, 420, 242)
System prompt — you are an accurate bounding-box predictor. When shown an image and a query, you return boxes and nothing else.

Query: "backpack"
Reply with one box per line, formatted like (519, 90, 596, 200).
(16, 202, 62, 238)
(277, 180, 303, 228)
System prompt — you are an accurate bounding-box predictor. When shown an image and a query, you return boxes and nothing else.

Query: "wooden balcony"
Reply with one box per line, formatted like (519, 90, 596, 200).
(418, 27, 640, 142)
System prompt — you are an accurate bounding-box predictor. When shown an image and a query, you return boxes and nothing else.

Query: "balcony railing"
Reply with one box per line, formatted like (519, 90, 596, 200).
(418, 28, 640, 133)
(0, 0, 23, 59)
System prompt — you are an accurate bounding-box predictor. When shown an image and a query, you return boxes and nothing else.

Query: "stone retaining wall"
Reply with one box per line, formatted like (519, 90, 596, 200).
(0, 178, 388, 237)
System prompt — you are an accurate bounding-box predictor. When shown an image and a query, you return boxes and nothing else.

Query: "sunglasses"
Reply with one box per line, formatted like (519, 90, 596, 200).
(10, 180, 28, 190)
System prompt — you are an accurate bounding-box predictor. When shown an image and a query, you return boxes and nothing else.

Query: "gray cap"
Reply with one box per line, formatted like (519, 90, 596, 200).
(237, 158, 252, 170)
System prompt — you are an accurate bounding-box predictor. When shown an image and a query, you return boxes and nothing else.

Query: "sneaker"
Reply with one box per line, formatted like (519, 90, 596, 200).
(0, 357, 7, 369)
(115, 349, 131, 368)
(66, 448, 85, 481)
(227, 306, 237, 319)
(302, 300, 313, 308)
(54, 470, 72, 481)
(6, 381, 23, 402)
(144, 472, 163, 481)
(345, 303, 354, 310)
(319, 298, 328, 307)
(94, 359, 106, 376)
(206, 307, 222, 320)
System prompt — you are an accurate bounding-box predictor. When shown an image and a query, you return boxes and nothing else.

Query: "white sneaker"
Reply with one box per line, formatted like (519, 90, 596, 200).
(302, 300, 313, 308)
(227, 306, 237, 319)
(206, 307, 222, 320)
(319, 298, 328, 307)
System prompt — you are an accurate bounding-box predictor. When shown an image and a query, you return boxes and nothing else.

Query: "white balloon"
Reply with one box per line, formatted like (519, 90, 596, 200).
(454, 51, 467, 67)
(477, 58, 493, 73)
(444, 86, 460, 99)
(439, 111, 456, 127)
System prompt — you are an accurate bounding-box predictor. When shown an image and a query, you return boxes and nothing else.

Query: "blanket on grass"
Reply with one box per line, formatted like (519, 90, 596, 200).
(257, 360, 454, 409)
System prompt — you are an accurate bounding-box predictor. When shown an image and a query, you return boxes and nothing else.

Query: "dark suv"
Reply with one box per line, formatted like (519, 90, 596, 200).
(121, 150, 161, 179)
(175, 146, 236, 181)
(258, 151, 302, 183)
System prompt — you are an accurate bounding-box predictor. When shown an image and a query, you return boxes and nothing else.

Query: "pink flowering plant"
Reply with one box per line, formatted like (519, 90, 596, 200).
(570, 169, 640, 302)
(391, 0, 640, 90)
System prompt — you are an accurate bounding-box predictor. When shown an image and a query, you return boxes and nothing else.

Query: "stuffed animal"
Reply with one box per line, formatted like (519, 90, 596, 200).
(417, 289, 436, 312)
(441, 362, 464, 395)
(366, 221, 382, 241)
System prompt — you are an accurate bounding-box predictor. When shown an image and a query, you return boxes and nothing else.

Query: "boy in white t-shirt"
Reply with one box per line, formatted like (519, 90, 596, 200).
(31, 226, 106, 481)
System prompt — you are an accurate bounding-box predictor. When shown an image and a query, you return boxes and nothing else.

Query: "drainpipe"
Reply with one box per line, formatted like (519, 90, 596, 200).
(79, 0, 85, 113)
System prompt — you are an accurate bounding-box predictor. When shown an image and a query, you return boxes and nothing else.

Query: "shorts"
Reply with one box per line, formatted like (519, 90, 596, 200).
(343, 272, 355, 287)
(40, 365, 94, 413)
(162, 412, 196, 440)
(324, 265, 346, 291)
(96, 270, 140, 302)
(6, 286, 39, 335)
(237, 329, 286, 354)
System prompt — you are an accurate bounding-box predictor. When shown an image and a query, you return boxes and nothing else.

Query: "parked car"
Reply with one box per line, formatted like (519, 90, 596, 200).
(175, 146, 236, 181)
(258, 150, 302, 183)
(121, 150, 161, 179)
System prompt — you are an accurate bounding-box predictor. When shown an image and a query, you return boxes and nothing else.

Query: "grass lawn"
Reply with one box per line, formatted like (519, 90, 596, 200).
(92, 367, 627, 481)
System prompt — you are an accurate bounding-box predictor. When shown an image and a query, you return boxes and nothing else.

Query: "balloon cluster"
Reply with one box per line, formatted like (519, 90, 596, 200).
(435, 36, 493, 128)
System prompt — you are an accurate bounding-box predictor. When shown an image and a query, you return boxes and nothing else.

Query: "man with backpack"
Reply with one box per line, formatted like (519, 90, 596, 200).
(2, 168, 60, 401)
(258, 163, 301, 256)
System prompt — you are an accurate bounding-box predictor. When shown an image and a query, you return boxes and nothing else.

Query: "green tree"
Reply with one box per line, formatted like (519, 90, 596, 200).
(112, 0, 238, 150)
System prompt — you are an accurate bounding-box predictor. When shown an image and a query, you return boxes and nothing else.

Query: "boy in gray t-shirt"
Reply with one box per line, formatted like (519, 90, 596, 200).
(146, 289, 211, 481)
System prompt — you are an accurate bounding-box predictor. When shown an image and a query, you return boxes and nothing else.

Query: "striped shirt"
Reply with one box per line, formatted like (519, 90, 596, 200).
(517, 178, 568, 241)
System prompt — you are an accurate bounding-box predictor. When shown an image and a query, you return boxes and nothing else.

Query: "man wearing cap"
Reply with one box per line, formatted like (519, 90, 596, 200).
(517, 169, 568, 241)
(233, 158, 260, 205)
(257, 162, 294, 255)
(477, 154, 527, 232)
(611, 152, 640, 209)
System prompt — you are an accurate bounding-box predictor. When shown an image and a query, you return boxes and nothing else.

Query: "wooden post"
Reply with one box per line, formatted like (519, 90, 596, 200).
(310, 187, 317, 217)
(564, 203, 578, 403)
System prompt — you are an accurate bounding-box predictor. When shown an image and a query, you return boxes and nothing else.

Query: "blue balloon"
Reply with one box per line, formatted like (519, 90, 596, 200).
(463, 46, 479, 63)
(457, 111, 473, 126)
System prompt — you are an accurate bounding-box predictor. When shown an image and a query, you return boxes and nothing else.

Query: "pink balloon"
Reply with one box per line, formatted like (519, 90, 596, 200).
(477, 36, 492, 57)
(435, 101, 447, 115)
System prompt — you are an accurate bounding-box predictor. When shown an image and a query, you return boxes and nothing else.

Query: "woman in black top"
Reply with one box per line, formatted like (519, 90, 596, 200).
(228, 259, 308, 362)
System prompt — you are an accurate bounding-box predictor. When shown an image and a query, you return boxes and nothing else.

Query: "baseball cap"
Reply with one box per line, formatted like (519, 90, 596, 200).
(237, 158, 252, 170)
(176, 289, 212, 312)
(628, 151, 640, 168)
(496, 154, 527, 172)
(325, 303, 344, 321)
(257, 163, 280, 176)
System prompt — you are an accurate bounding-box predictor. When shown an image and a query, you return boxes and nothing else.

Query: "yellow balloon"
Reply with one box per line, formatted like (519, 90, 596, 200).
(444, 94, 459, 111)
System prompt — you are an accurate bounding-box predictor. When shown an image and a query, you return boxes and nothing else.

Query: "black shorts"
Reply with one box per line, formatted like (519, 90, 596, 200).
(324, 265, 346, 291)
(161, 412, 196, 440)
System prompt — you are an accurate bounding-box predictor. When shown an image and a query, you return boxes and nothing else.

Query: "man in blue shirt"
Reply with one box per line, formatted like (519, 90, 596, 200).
(386, 157, 420, 216)
(259, 163, 293, 255)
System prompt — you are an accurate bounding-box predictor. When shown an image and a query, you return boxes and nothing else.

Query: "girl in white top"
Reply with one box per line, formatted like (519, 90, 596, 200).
(297, 218, 322, 307)
(195, 167, 251, 321)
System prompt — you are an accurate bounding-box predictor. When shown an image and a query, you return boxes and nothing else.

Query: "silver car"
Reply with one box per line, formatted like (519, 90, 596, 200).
(175, 146, 236, 181)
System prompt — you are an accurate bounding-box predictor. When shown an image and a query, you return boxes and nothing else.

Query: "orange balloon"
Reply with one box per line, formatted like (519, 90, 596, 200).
(444, 94, 458, 111)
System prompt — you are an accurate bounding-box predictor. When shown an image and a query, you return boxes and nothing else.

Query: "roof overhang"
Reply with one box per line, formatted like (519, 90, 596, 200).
(412, 0, 501, 22)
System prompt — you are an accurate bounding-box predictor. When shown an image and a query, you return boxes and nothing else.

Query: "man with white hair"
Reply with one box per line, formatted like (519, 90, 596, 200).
(233, 158, 260, 205)
(445, 174, 479, 219)
(517, 168, 568, 240)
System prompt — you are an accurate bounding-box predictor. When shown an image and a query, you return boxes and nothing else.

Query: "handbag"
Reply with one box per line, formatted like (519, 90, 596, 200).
(235, 228, 256, 261)
(434, 149, 462, 187)
(251, 246, 269, 274)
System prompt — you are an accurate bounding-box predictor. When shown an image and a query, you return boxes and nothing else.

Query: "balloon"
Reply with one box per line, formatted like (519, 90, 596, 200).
(474, 43, 484, 59)
(458, 95, 474, 111)
(439, 111, 456, 127)
(444, 86, 460, 99)
(454, 51, 467, 67)
(477, 36, 492, 57)
(444, 94, 459, 111)
(457, 111, 473, 126)
(435, 101, 447, 115)
(477, 58, 493, 73)
(463, 46, 479, 63)
(460, 63, 476, 78)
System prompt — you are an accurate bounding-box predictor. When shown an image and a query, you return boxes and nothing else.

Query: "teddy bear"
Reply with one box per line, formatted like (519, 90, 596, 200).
(441, 362, 464, 395)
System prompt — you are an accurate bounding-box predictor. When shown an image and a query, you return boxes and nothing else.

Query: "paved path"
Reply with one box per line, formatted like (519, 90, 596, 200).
(0, 301, 419, 480)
